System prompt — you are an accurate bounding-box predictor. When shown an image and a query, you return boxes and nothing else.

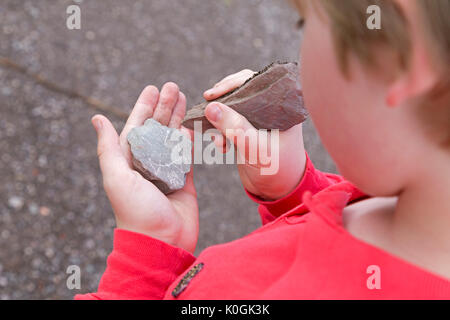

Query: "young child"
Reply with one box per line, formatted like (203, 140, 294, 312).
(76, 0, 450, 299)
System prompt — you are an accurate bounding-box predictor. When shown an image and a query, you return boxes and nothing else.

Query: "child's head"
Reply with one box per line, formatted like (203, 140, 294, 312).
(291, 0, 450, 196)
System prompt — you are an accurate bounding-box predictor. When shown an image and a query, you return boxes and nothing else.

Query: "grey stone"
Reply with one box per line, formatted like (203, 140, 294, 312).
(182, 61, 308, 132)
(127, 119, 192, 194)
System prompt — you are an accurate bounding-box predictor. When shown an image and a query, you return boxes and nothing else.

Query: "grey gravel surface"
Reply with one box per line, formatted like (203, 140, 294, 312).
(0, 0, 336, 299)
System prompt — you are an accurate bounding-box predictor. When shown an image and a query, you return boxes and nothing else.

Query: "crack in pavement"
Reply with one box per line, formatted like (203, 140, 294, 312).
(0, 56, 129, 121)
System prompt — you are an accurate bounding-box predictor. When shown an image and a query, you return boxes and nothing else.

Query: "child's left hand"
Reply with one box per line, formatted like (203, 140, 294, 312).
(91, 83, 199, 254)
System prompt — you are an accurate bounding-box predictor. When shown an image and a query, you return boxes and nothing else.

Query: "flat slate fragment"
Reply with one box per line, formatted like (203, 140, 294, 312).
(182, 61, 307, 132)
(127, 119, 192, 194)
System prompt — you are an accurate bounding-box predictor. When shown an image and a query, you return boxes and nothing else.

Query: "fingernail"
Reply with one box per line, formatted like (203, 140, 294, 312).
(93, 118, 103, 131)
(205, 89, 214, 96)
(206, 103, 222, 122)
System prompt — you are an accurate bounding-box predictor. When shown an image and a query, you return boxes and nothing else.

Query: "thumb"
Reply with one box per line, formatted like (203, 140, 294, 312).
(92, 115, 130, 186)
(205, 102, 259, 164)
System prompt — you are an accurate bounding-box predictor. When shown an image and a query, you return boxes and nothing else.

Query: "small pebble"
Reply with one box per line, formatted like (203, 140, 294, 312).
(8, 196, 24, 210)
(0, 277, 8, 287)
(39, 206, 51, 216)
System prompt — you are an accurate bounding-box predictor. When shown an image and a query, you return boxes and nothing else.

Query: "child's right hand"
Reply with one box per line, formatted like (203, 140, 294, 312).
(91, 84, 199, 253)
(203, 69, 307, 201)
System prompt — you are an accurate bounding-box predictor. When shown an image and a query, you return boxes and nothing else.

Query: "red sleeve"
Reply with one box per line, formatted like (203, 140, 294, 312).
(246, 152, 344, 225)
(74, 229, 196, 300)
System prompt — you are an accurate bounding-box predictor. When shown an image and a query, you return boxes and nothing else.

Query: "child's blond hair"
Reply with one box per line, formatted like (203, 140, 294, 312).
(290, 0, 450, 148)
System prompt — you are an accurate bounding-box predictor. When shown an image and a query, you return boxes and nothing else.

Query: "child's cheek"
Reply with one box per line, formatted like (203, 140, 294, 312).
(299, 14, 342, 128)
(299, 12, 361, 176)
(299, 22, 319, 115)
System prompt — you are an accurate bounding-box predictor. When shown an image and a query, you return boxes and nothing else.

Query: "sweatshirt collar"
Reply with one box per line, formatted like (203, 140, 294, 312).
(286, 181, 368, 226)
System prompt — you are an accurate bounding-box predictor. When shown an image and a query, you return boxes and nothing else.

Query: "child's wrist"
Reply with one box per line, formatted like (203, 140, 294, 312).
(252, 175, 304, 202)
(116, 219, 181, 248)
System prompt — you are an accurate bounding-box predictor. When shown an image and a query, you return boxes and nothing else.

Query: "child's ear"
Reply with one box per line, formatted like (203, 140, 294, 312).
(386, 49, 439, 108)
(386, 0, 440, 108)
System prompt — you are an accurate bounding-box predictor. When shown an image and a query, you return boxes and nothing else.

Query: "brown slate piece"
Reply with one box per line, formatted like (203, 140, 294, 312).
(182, 61, 307, 132)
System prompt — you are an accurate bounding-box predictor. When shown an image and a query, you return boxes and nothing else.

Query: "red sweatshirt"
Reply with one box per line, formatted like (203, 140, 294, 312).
(75, 153, 450, 300)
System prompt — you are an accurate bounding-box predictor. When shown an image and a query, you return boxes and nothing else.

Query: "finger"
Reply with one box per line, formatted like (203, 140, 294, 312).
(170, 127, 197, 198)
(92, 115, 131, 189)
(203, 70, 255, 101)
(213, 73, 240, 87)
(211, 133, 227, 153)
(180, 126, 194, 142)
(203, 77, 244, 100)
(182, 125, 196, 198)
(180, 163, 197, 197)
(119, 85, 159, 162)
(214, 69, 254, 87)
(152, 82, 180, 126)
(168, 92, 186, 129)
(121, 85, 159, 138)
(223, 136, 232, 154)
(205, 102, 259, 162)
